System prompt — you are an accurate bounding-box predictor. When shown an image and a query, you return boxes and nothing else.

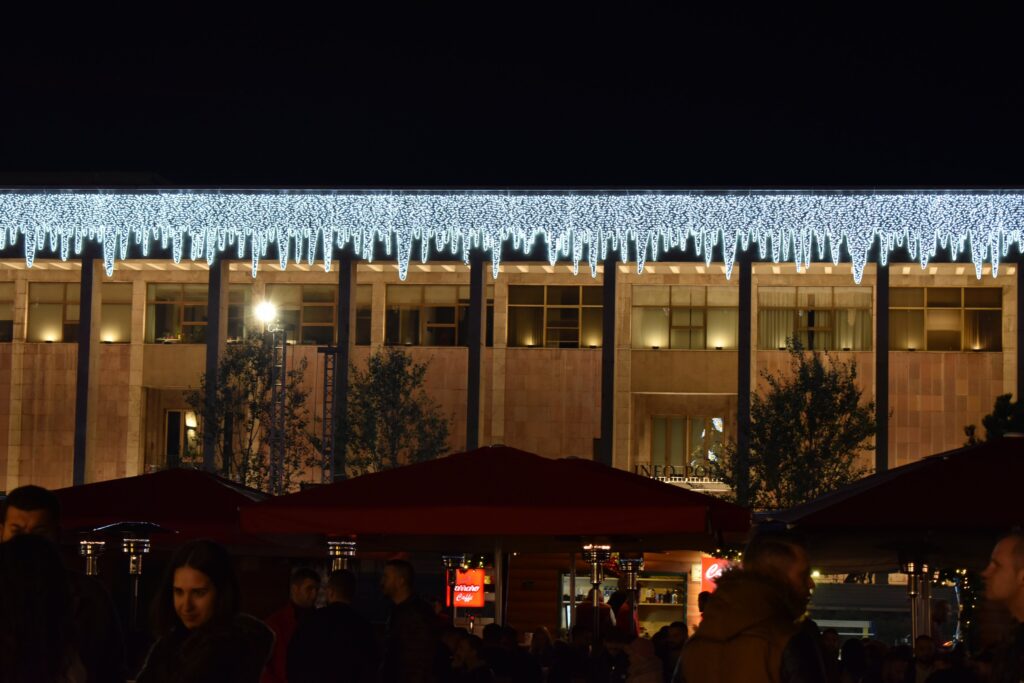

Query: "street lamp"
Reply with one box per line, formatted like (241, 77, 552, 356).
(254, 300, 287, 494)
(255, 301, 278, 328)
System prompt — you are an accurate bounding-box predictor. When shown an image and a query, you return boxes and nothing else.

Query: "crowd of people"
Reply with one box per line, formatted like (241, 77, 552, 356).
(4, 482, 1024, 683)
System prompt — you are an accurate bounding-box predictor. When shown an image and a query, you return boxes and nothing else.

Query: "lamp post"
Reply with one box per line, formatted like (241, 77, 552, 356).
(123, 537, 152, 630)
(582, 543, 612, 647)
(327, 539, 358, 571)
(78, 539, 105, 576)
(255, 301, 287, 495)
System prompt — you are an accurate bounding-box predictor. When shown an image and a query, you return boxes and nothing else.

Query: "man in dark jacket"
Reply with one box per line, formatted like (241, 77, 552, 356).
(287, 569, 377, 683)
(379, 559, 442, 683)
(982, 531, 1024, 682)
(679, 529, 826, 683)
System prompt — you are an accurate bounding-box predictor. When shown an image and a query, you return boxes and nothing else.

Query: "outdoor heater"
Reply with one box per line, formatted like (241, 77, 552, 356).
(901, 559, 932, 642)
(582, 543, 612, 646)
(123, 537, 152, 630)
(618, 552, 645, 627)
(327, 539, 358, 571)
(78, 539, 105, 577)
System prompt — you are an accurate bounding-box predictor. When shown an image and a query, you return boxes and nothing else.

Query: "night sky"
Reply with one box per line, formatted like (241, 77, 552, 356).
(1, 7, 1022, 188)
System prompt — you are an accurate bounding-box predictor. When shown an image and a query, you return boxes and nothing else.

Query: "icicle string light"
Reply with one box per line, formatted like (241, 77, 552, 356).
(0, 191, 1022, 283)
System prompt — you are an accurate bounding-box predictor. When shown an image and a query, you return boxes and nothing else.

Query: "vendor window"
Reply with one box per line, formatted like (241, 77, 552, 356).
(631, 285, 738, 350)
(385, 285, 493, 347)
(758, 286, 872, 351)
(0, 282, 13, 342)
(889, 287, 1002, 351)
(100, 283, 132, 343)
(507, 285, 601, 348)
(146, 283, 208, 343)
(27, 282, 80, 343)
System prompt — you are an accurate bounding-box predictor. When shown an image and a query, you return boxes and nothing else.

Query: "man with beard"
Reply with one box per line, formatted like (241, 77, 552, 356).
(679, 529, 826, 683)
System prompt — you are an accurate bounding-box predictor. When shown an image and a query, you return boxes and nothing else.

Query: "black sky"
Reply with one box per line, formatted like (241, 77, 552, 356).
(1, 6, 1022, 187)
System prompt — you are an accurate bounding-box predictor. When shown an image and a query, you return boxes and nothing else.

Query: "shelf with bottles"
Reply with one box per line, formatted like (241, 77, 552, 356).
(636, 575, 686, 607)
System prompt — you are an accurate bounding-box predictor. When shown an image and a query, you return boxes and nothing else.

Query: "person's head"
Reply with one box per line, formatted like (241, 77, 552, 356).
(983, 532, 1024, 619)
(289, 567, 320, 609)
(742, 528, 814, 608)
(454, 634, 485, 669)
(381, 559, 414, 602)
(500, 625, 519, 649)
(821, 628, 840, 656)
(607, 590, 629, 613)
(530, 626, 553, 655)
(0, 534, 75, 683)
(913, 634, 935, 663)
(841, 638, 867, 674)
(326, 569, 356, 604)
(1, 485, 60, 542)
(441, 626, 467, 654)
(697, 590, 711, 614)
(154, 539, 239, 633)
(585, 587, 603, 603)
(482, 622, 503, 645)
(666, 621, 687, 650)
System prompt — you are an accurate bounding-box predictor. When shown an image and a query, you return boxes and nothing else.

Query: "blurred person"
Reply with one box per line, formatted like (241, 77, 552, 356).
(262, 567, 320, 683)
(680, 528, 827, 683)
(608, 590, 639, 640)
(1, 484, 126, 683)
(136, 539, 273, 683)
(662, 621, 687, 682)
(379, 559, 442, 683)
(481, 623, 512, 679)
(286, 569, 377, 683)
(912, 635, 936, 683)
(982, 531, 1024, 683)
(878, 647, 912, 683)
(0, 534, 85, 683)
(500, 626, 542, 683)
(839, 638, 867, 683)
(528, 626, 555, 670)
(452, 634, 496, 683)
(573, 588, 616, 642)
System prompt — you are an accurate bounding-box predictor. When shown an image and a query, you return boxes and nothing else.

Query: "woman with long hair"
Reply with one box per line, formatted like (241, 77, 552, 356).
(0, 534, 84, 683)
(136, 539, 273, 683)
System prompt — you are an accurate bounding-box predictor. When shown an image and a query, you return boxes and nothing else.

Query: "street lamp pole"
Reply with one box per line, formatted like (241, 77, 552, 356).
(256, 301, 288, 495)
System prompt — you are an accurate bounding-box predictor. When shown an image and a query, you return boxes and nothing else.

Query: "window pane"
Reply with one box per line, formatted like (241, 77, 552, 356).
(0, 302, 12, 320)
(0, 320, 11, 342)
(545, 308, 579, 348)
(355, 309, 371, 346)
(102, 282, 132, 304)
(798, 287, 832, 308)
(27, 303, 64, 342)
(423, 285, 457, 305)
(181, 325, 206, 344)
(670, 308, 692, 327)
(965, 310, 1002, 351)
(927, 288, 961, 308)
(670, 327, 699, 349)
(581, 308, 603, 347)
(228, 285, 251, 305)
(672, 286, 704, 307)
(424, 326, 456, 346)
(355, 284, 372, 306)
(834, 286, 871, 309)
(424, 306, 456, 325)
(758, 309, 795, 350)
(99, 305, 131, 344)
(387, 285, 422, 305)
(300, 326, 334, 345)
(837, 308, 872, 351)
(65, 284, 80, 304)
(926, 309, 961, 350)
(267, 284, 301, 306)
(302, 285, 335, 303)
(507, 307, 543, 347)
(706, 287, 737, 307)
(508, 285, 544, 305)
(385, 309, 420, 346)
(303, 306, 333, 324)
(964, 288, 1002, 308)
(669, 418, 685, 469)
(632, 307, 669, 349)
(146, 303, 181, 342)
(279, 309, 301, 336)
(65, 305, 80, 322)
(581, 287, 603, 306)
(707, 309, 738, 349)
(31, 283, 66, 304)
(227, 304, 246, 341)
(183, 284, 208, 302)
(889, 310, 924, 350)
(632, 286, 669, 307)
(758, 287, 796, 308)
(547, 286, 579, 306)
(183, 305, 208, 324)
(890, 288, 924, 307)
(650, 417, 666, 469)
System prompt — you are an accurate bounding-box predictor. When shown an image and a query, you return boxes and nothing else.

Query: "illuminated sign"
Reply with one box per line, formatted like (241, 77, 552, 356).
(701, 558, 730, 594)
(449, 568, 485, 608)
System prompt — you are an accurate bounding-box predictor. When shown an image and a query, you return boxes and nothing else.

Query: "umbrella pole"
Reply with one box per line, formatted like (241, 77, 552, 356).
(569, 553, 576, 634)
(494, 541, 504, 626)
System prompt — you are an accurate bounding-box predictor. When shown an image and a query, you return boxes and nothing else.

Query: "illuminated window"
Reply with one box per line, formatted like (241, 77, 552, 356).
(100, 283, 132, 343)
(227, 284, 253, 342)
(266, 284, 336, 345)
(145, 284, 208, 343)
(161, 409, 199, 469)
(758, 286, 872, 351)
(27, 282, 80, 343)
(650, 415, 726, 477)
(507, 285, 601, 348)
(0, 282, 13, 342)
(355, 285, 371, 346)
(631, 286, 738, 350)
(889, 287, 1001, 351)
(385, 285, 494, 347)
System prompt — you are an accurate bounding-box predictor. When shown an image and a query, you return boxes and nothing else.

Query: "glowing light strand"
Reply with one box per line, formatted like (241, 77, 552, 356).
(0, 191, 1021, 283)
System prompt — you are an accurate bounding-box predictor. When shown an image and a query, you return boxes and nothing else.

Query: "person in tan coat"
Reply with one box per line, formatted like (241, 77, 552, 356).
(678, 529, 826, 683)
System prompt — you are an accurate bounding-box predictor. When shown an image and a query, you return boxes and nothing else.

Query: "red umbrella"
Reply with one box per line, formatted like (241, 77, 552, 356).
(766, 434, 1024, 570)
(240, 446, 750, 551)
(54, 468, 268, 549)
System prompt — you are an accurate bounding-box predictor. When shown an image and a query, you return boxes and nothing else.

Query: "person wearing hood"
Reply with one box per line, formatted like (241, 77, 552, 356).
(678, 529, 826, 683)
(136, 539, 274, 683)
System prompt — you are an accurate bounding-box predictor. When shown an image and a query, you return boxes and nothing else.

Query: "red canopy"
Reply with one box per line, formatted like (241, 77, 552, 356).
(54, 468, 267, 548)
(766, 435, 1024, 569)
(241, 446, 750, 551)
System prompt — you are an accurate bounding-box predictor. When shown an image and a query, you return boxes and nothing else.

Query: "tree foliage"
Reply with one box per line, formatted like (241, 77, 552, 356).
(964, 393, 1024, 445)
(712, 340, 876, 510)
(344, 347, 451, 476)
(185, 337, 322, 492)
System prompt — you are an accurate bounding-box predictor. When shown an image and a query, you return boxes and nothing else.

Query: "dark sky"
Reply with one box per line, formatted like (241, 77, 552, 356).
(1, 6, 1022, 188)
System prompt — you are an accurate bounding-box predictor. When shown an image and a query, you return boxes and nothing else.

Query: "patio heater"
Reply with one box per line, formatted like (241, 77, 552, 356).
(78, 539, 105, 577)
(327, 539, 358, 571)
(442, 554, 467, 626)
(901, 559, 932, 643)
(256, 301, 287, 496)
(619, 552, 645, 631)
(123, 537, 152, 630)
(582, 543, 612, 647)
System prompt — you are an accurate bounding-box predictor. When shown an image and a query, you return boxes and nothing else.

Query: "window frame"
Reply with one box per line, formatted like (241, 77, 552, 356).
(507, 284, 602, 349)
(631, 285, 739, 350)
(385, 284, 494, 347)
(757, 285, 872, 351)
(145, 283, 208, 344)
(266, 283, 337, 346)
(889, 286, 1002, 352)
(27, 282, 81, 343)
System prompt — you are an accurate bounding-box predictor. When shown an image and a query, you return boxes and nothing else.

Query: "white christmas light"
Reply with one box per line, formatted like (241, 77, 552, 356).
(0, 190, 1021, 283)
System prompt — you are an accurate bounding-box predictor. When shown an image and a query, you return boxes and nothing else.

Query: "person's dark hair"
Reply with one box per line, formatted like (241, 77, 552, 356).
(327, 569, 356, 601)
(697, 590, 711, 613)
(840, 638, 867, 675)
(384, 559, 414, 588)
(291, 567, 320, 586)
(459, 633, 485, 658)
(743, 528, 807, 582)
(822, 627, 839, 637)
(482, 622, 502, 644)
(2, 485, 60, 524)
(0, 534, 76, 683)
(607, 589, 630, 613)
(669, 621, 687, 631)
(152, 539, 240, 635)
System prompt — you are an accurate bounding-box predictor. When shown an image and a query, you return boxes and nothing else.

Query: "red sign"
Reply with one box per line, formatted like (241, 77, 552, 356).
(701, 558, 730, 593)
(448, 568, 485, 608)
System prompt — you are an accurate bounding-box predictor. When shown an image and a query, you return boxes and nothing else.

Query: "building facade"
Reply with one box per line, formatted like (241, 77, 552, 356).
(0, 256, 1017, 493)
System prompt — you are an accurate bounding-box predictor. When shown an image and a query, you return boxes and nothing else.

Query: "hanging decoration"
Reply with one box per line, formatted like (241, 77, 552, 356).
(0, 190, 1021, 283)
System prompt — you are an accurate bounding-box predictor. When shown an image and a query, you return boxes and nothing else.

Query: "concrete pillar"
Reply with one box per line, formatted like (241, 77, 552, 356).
(124, 278, 146, 477)
(876, 262, 890, 472)
(466, 252, 486, 450)
(735, 253, 753, 506)
(203, 260, 229, 471)
(5, 278, 28, 489)
(598, 258, 617, 467)
(334, 252, 356, 479)
(73, 253, 100, 486)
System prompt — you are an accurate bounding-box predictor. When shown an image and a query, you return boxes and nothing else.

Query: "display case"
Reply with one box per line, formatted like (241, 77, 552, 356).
(560, 573, 687, 636)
